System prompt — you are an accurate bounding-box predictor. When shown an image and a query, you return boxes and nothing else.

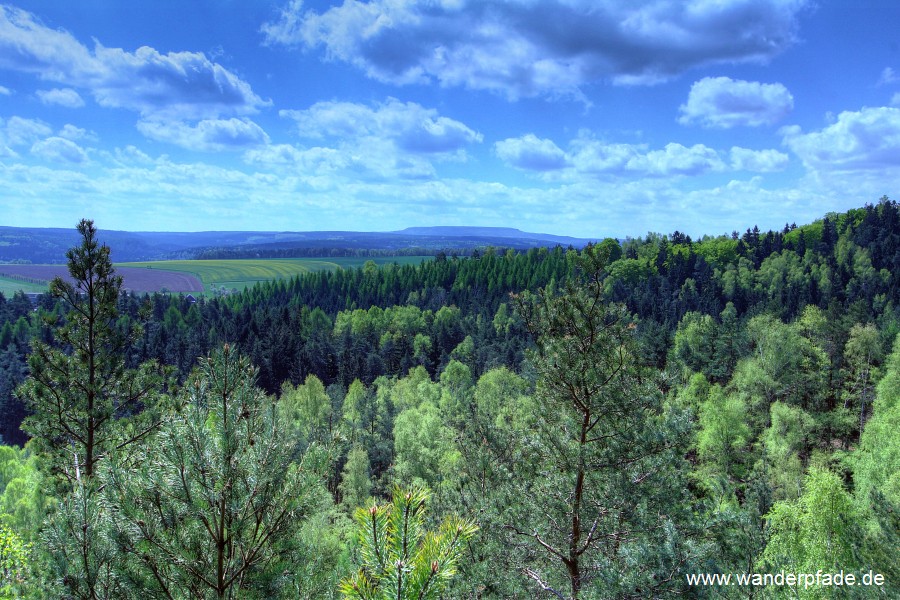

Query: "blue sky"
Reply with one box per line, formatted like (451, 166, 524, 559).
(1, 1, 899, 238)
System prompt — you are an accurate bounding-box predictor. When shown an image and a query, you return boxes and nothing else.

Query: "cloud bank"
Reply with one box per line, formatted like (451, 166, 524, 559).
(263, 0, 809, 98)
(0, 6, 268, 120)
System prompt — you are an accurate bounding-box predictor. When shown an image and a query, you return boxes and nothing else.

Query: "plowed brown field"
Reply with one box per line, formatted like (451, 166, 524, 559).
(0, 265, 203, 293)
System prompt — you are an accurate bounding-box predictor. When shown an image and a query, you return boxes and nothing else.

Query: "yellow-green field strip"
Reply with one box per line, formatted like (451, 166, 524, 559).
(117, 257, 431, 293)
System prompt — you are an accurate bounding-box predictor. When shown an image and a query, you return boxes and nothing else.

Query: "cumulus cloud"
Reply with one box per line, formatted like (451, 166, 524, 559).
(31, 136, 88, 164)
(494, 134, 569, 171)
(499, 133, 726, 178)
(637, 143, 726, 176)
(2, 116, 52, 147)
(137, 118, 270, 151)
(782, 106, 900, 171)
(730, 147, 790, 171)
(258, 99, 481, 180)
(244, 144, 349, 173)
(58, 124, 95, 141)
(263, 0, 808, 98)
(0, 6, 267, 119)
(37, 87, 84, 108)
(281, 99, 482, 153)
(0, 86, 10, 95)
(679, 77, 794, 128)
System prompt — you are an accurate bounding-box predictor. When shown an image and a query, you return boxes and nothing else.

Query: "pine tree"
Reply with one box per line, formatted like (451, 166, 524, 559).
(18, 219, 164, 483)
(339, 485, 476, 600)
(508, 243, 702, 598)
(102, 345, 329, 598)
(15, 220, 165, 599)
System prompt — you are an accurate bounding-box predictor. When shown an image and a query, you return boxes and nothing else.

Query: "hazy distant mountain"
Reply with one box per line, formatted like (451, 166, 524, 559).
(393, 226, 596, 246)
(0, 226, 600, 264)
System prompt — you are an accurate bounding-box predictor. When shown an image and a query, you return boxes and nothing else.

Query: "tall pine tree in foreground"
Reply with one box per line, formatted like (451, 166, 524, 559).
(505, 243, 703, 599)
(102, 344, 332, 599)
(18, 218, 164, 484)
(16, 219, 166, 599)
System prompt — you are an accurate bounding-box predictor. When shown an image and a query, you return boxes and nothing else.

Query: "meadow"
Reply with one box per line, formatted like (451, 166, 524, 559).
(117, 257, 431, 293)
(0, 274, 48, 296)
(0, 257, 431, 296)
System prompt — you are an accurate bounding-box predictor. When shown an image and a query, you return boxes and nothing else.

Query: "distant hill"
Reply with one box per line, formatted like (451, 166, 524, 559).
(0, 226, 600, 264)
(392, 226, 595, 246)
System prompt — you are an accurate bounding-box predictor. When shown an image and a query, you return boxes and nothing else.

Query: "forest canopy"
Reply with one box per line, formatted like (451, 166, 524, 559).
(1, 199, 899, 598)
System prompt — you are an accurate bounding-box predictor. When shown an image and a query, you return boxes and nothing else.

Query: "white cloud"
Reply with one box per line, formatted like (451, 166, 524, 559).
(58, 124, 96, 142)
(36, 87, 84, 108)
(501, 133, 726, 179)
(90, 45, 269, 119)
(730, 147, 790, 172)
(0, 85, 10, 95)
(0, 6, 267, 119)
(137, 118, 270, 151)
(244, 144, 347, 171)
(2, 116, 52, 147)
(638, 143, 725, 176)
(261, 99, 481, 180)
(281, 99, 481, 154)
(264, 0, 809, 98)
(892, 93, 900, 107)
(679, 77, 794, 128)
(878, 67, 899, 85)
(494, 134, 569, 171)
(782, 106, 900, 171)
(31, 136, 88, 164)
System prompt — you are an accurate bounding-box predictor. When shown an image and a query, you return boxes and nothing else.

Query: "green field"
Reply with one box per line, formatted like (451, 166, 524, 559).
(0, 274, 48, 296)
(117, 257, 431, 293)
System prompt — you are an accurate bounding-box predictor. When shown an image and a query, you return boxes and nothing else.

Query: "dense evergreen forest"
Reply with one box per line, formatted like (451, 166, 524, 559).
(1, 199, 900, 598)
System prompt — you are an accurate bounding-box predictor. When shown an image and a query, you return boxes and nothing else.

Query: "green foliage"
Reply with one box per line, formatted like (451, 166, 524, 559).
(759, 468, 894, 598)
(697, 385, 750, 479)
(339, 486, 477, 600)
(763, 402, 814, 500)
(102, 345, 329, 599)
(393, 402, 458, 491)
(18, 219, 166, 483)
(0, 443, 46, 541)
(508, 244, 702, 598)
(340, 445, 373, 513)
(841, 323, 883, 438)
(280, 374, 334, 446)
(0, 522, 31, 599)
(852, 333, 900, 510)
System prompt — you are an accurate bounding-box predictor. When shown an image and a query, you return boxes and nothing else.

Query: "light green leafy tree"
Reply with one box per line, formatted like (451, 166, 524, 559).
(280, 373, 334, 446)
(339, 486, 477, 600)
(853, 333, 900, 509)
(340, 445, 373, 513)
(763, 401, 814, 501)
(697, 384, 751, 480)
(760, 468, 896, 598)
(0, 522, 32, 600)
(841, 323, 883, 441)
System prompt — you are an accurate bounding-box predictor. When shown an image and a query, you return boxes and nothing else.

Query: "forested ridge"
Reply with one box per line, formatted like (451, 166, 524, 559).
(1, 199, 899, 598)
